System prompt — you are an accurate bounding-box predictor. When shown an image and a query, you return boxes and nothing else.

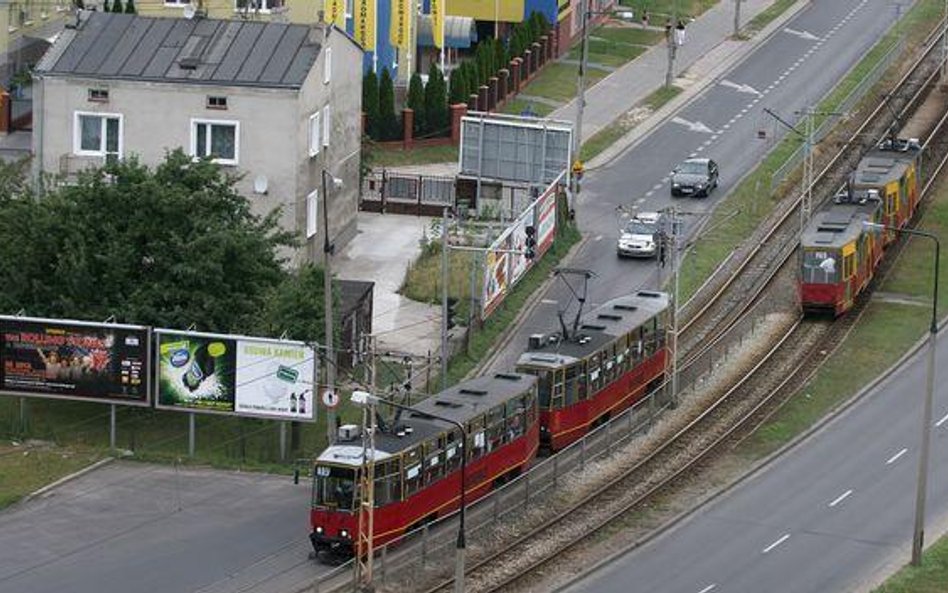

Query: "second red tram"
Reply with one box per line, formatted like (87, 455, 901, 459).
(309, 372, 538, 560)
(515, 291, 670, 452)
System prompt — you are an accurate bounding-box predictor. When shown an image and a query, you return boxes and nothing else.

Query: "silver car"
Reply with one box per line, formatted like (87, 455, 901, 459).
(617, 212, 664, 258)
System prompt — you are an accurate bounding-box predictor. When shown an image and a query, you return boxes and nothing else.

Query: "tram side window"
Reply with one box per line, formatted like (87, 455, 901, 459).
(551, 368, 565, 408)
(843, 252, 855, 279)
(374, 459, 403, 507)
(588, 352, 602, 393)
(643, 323, 655, 358)
(468, 416, 487, 459)
(577, 360, 588, 400)
(403, 447, 423, 497)
(636, 327, 645, 361)
(564, 364, 579, 406)
(535, 370, 552, 408)
(423, 438, 445, 485)
(445, 429, 462, 473)
(525, 390, 538, 425)
(487, 405, 505, 451)
(505, 397, 525, 441)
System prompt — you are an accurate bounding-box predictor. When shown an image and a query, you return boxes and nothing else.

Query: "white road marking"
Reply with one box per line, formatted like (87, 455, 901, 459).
(661, 176, 670, 183)
(722, 124, 731, 130)
(784, 27, 821, 41)
(594, 235, 603, 242)
(540, 299, 557, 305)
(697, 585, 717, 593)
(710, 135, 719, 141)
(936, 412, 948, 427)
(720, 79, 762, 96)
(733, 113, 744, 120)
(689, 152, 698, 158)
(695, 146, 705, 152)
(671, 116, 716, 134)
(702, 139, 712, 147)
(828, 489, 853, 507)
(636, 197, 647, 203)
(652, 183, 663, 191)
(762, 533, 791, 554)
(887, 448, 908, 464)
(741, 107, 749, 114)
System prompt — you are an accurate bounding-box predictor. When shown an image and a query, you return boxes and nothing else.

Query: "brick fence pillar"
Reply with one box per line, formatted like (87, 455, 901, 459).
(450, 103, 467, 145)
(523, 49, 533, 77)
(488, 77, 498, 111)
(401, 108, 414, 150)
(468, 93, 479, 111)
(477, 85, 489, 111)
(532, 42, 544, 68)
(0, 91, 9, 135)
(498, 68, 509, 99)
(510, 59, 521, 93)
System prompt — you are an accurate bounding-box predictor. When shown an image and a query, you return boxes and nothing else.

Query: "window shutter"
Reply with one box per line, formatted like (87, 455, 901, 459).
(322, 105, 331, 147)
(324, 48, 332, 84)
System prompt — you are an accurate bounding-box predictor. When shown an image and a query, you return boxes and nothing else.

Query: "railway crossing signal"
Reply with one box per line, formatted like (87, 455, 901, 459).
(525, 225, 537, 260)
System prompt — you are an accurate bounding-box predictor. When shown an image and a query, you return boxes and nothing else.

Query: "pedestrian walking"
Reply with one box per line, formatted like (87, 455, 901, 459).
(642, 10, 649, 28)
(675, 19, 686, 46)
(664, 18, 673, 42)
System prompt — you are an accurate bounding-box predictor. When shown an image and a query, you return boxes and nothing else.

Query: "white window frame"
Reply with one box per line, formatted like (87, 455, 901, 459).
(190, 118, 240, 166)
(233, 0, 283, 14)
(164, 0, 190, 4)
(322, 105, 331, 148)
(306, 188, 319, 239)
(73, 111, 123, 159)
(308, 112, 321, 157)
(324, 47, 332, 85)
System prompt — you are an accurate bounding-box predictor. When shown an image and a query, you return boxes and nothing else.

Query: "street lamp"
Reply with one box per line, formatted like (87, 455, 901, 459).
(350, 390, 469, 593)
(322, 169, 344, 444)
(864, 221, 940, 567)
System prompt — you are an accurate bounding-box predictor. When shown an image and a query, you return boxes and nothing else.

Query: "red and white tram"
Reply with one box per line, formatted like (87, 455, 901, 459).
(309, 372, 538, 560)
(515, 291, 670, 452)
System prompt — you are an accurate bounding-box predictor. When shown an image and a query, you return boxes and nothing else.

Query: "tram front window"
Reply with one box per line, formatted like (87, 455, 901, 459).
(518, 367, 553, 408)
(802, 249, 838, 284)
(313, 465, 356, 510)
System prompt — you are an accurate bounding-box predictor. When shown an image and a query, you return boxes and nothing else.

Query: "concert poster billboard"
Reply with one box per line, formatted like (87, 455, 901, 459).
(155, 330, 316, 421)
(0, 316, 150, 406)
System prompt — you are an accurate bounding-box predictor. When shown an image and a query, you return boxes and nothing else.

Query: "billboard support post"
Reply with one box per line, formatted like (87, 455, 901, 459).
(109, 404, 116, 450)
(188, 412, 196, 458)
(279, 422, 287, 462)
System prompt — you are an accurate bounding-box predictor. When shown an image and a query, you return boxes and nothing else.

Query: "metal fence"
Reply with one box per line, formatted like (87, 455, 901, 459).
(770, 36, 906, 192)
(309, 296, 785, 593)
(360, 171, 456, 216)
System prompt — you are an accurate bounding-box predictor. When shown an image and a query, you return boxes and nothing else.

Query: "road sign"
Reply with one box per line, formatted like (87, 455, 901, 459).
(322, 389, 339, 409)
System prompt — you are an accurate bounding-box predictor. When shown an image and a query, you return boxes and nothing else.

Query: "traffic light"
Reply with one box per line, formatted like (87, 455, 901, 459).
(446, 297, 459, 330)
(524, 225, 537, 260)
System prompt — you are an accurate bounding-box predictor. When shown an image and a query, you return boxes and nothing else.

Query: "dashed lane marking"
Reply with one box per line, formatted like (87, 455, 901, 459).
(828, 489, 853, 508)
(886, 448, 908, 464)
(762, 533, 791, 554)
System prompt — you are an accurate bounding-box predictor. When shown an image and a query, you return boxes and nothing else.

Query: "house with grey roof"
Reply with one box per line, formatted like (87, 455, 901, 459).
(32, 11, 363, 263)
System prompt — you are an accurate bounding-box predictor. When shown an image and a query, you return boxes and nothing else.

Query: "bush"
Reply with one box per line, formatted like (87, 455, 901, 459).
(448, 67, 467, 105)
(124, 0, 136, 13)
(424, 63, 448, 135)
(363, 70, 380, 140)
(111, 0, 123, 12)
(407, 72, 426, 135)
(378, 67, 399, 140)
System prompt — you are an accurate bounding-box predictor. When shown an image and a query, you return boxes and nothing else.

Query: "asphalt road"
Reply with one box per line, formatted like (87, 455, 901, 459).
(0, 462, 329, 593)
(486, 0, 897, 374)
(562, 325, 948, 593)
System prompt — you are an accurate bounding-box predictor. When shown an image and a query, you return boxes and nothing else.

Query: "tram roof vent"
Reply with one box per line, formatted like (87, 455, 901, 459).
(598, 313, 622, 321)
(635, 291, 662, 299)
(494, 373, 522, 381)
(614, 303, 638, 312)
(459, 388, 488, 396)
(434, 400, 463, 408)
(580, 323, 607, 331)
(530, 353, 559, 363)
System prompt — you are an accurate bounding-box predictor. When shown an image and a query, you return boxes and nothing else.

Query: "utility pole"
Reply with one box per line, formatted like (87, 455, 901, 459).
(665, 3, 678, 87)
(734, 0, 742, 37)
(574, 0, 590, 158)
(440, 207, 450, 390)
(353, 395, 377, 591)
(322, 170, 339, 444)
(669, 206, 680, 409)
(943, 0, 947, 79)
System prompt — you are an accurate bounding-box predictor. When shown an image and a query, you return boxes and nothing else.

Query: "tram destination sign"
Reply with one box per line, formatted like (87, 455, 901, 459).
(0, 316, 151, 406)
(155, 330, 316, 421)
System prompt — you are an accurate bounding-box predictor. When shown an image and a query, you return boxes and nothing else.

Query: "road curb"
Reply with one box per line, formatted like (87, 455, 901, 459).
(587, 0, 812, 172)
(21, 456, 115, 504)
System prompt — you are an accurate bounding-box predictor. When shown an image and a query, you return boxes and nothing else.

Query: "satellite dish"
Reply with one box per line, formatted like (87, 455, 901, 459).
(253, 174, 269, 195)
(182, 4, 196, 19)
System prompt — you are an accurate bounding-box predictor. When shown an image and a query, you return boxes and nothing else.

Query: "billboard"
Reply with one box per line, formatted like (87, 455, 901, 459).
(459, 113, 572, 186)
(0, 316, 150, 406)
(156, 330, 316, 421)
(536, 188, 557, 256)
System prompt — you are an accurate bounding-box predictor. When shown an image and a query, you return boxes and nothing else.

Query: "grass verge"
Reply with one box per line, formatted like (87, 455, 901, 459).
(873, 534, 948, 592)
(501, 98, 555, 117)
(525, 62, 609, 104)
(744, 0, 799, 36)
(0, 443, 103, 509)
(370, 143, 459, 168)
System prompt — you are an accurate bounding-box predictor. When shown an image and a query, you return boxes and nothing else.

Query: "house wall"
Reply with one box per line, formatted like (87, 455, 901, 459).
(0, 0, 70, 83)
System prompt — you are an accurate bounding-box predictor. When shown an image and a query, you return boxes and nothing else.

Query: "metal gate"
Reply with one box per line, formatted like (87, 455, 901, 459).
(360, 171, 456, 215)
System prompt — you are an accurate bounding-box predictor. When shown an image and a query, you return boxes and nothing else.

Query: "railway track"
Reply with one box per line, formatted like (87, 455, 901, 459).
(415, 15, 948, 593)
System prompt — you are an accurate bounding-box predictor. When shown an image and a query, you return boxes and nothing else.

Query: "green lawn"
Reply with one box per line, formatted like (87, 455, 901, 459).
(501, 97, 555, 117)
(617, 0, 717, 21)
(874, 533, 948, 592)
(0, 442, 103, 509)
(370, 143, 459, 168)
(525, 62, 609, 104)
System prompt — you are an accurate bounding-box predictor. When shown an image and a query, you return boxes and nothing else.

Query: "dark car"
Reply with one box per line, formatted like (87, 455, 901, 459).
(671, 158, 719, 197)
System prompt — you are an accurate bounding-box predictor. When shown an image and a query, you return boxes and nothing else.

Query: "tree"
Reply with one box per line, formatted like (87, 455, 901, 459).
(101, 0, 110, 11)
(424, 63, 448, 135)
(494, 37, 508, 74)
(378, 67, 398, 140)
(448, 67, 467, 105)
(0, 151, 294, 332)
(362, 70, 380, 140)
(110, 0, 123, 12)
(254, 263, 336, 345)
(407, 72, 426, 135)
(124, 0, 136, 13)
(73, 0, 85, 9)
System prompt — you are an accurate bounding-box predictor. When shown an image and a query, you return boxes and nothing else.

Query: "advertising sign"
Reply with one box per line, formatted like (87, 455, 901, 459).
(355, 0, 376, 51)
(0, 316, 150, 406)
(508, 210, 532, 286)
(390, 0, 411, 50)
(156, 330, 316, 421)
(430, 0, 444, 49)
(324, 0, 346, 27)
(536, 189, 557, 256)
(483, 236, 510, 317)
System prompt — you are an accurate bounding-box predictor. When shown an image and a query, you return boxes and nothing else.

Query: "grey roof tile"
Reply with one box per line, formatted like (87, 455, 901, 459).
(39, 12, 323, 89)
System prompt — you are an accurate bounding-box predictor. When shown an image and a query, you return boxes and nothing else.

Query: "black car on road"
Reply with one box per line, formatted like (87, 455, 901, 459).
(671, 158, 719, 197)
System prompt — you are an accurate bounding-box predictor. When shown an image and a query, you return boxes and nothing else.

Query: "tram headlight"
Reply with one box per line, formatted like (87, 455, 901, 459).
(315, 526, 324, 534)
(340, 529, 350, 539)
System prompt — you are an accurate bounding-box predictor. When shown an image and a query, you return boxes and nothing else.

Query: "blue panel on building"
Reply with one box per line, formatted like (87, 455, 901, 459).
(523, 0, 557, 24)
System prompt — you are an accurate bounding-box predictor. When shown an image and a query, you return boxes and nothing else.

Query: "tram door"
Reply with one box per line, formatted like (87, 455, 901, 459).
(841, 242, 856, 310)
